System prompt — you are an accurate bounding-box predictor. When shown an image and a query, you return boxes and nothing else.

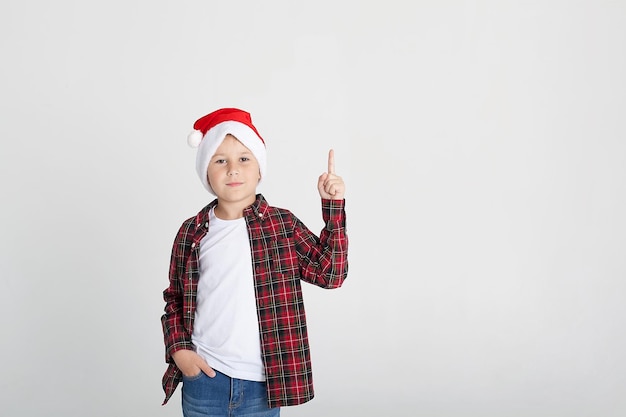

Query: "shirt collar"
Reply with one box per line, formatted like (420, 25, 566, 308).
(195, 194, 269, 229)
(244, 194, 269, 221)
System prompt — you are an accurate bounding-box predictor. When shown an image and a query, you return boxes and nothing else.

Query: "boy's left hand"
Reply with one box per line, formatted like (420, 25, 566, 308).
(318, 149, 345, 200)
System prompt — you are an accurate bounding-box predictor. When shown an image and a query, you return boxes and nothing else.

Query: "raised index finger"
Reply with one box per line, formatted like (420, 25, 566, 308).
(328, 149, 335, 174)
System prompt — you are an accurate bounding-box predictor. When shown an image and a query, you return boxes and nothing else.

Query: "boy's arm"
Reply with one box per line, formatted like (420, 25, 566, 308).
(297, 148, 348, 288)
(161, 222, 195, 364)
(296, 198, 348, 289)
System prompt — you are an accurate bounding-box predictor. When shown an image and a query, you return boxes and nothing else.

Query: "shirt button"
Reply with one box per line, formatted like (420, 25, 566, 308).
(191, 243, 196, 248)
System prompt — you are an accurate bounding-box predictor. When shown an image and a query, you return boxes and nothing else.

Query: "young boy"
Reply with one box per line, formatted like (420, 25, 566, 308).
(161, 108, 349, 416)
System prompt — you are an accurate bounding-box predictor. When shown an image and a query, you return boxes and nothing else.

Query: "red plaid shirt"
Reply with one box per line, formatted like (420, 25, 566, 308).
(161, 194, 348, 408)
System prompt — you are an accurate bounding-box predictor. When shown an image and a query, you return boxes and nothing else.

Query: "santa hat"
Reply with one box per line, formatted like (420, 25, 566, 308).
(187, 108, 266, 195)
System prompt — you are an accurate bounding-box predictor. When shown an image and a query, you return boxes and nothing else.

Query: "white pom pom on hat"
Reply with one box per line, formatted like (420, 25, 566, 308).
(187, 130, 203, 148)
(188, 108, 267, 196)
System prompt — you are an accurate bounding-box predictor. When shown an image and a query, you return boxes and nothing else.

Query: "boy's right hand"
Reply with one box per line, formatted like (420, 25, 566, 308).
(172, 349, 216, 378)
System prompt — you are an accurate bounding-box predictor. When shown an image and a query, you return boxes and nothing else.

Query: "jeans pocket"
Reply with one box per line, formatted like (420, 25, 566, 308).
(182, 371, 205, 382)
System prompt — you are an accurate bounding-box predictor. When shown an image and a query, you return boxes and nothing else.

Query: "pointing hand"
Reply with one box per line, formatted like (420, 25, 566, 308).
(317, 149, 345, 200)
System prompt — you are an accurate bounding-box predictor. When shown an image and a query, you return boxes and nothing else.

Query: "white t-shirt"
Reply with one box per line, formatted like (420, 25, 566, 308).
(191, 207, 265, 381)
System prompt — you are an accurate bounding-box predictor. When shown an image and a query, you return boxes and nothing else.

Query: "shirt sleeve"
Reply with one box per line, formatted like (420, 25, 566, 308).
(161, 220, 195, 363)
(295, 198, 349, 289)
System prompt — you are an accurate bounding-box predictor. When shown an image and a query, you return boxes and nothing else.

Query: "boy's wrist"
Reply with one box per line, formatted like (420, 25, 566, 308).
(167, 342, 194, 362)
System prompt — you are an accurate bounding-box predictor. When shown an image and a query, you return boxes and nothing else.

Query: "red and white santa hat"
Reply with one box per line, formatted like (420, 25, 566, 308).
(187, 107, 266, 195)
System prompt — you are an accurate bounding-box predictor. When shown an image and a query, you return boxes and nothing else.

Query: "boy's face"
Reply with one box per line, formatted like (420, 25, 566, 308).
(207, 134, 261, 202)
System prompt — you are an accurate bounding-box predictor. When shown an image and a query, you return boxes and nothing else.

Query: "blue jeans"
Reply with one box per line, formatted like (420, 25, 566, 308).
(182, 370, 280, 417)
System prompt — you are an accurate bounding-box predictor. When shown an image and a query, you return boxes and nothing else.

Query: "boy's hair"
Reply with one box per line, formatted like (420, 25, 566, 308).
(187, 108, 266, 196)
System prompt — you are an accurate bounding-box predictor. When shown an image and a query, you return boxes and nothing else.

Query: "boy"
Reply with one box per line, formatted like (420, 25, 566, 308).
(161, 108, 349, 416)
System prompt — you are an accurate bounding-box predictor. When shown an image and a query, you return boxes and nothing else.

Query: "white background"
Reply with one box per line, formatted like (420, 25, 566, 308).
(2, 1, 626, 416)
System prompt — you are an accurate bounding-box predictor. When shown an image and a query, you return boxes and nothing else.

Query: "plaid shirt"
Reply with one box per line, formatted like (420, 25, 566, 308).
(161, 194, 348, 408)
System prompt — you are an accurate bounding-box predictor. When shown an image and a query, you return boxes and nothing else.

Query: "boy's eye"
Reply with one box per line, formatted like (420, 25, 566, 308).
(240, 157, 250, 162)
